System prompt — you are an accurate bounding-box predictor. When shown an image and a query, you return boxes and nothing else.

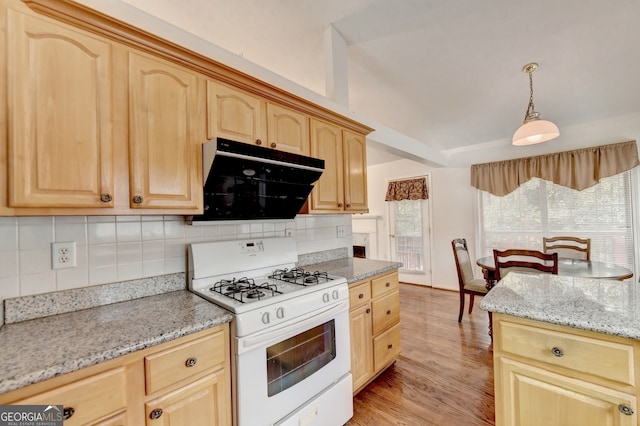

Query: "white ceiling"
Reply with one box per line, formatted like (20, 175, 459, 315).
(120, 0, 640, 164)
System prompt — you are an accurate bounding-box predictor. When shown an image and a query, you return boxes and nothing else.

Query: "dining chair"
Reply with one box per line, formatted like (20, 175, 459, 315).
(543, 236, 591, 260)
(493, 249, 559, 281)
(451, 238, 488, 322)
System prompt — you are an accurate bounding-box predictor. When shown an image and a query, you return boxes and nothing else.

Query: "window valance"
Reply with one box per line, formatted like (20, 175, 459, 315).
(385, 177, 429, 201)
(470, 140, 640, 196)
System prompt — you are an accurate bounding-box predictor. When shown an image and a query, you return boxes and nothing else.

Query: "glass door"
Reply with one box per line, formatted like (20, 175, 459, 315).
(389, 199, 432, 285)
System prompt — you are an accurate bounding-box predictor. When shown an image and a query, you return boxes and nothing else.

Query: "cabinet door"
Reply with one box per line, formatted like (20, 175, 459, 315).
(7, 9, 113, 208)
(129, 52, 203, 210)
(343, 130, 368, 212)
(309, 119, 344, 211)
(145, 372, 230, 426)
(206, 80, 266, 145)
(266, 103, 309, 155)
(496, 357, 637, 426)
(350, 303, 374, 393)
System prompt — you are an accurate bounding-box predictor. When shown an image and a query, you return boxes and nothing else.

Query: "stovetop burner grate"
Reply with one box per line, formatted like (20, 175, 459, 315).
(210, 277, 282, 303)
(270, 268, 332, 286)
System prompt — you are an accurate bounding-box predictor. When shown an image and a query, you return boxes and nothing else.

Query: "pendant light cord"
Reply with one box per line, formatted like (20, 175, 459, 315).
(524, 71, 536, 123)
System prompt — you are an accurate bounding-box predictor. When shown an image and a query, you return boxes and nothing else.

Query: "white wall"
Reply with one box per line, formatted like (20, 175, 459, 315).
(0, 214, 352, 299)
(362, 160, 477, 291)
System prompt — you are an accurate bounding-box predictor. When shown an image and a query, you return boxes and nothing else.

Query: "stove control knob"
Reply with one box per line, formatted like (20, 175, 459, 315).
(262, 312, 270, 324)
(332, 289, 339, 300)
(322, 293, 330, 303)
(276, 307, 285, 319)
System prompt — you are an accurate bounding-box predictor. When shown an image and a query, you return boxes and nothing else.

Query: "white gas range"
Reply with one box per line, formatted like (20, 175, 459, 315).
(188, 237, 353, 426)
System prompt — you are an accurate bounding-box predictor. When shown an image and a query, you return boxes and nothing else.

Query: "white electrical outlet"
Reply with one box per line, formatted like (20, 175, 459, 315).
(51, 241, 77, 270)
(336, 225, 346, 238)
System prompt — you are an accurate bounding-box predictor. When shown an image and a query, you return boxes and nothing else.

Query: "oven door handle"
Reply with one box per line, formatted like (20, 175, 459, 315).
(239, 301, 348, 353)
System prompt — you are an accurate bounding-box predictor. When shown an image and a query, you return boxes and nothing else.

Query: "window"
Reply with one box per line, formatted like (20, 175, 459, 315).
(478, 173, 634, 270)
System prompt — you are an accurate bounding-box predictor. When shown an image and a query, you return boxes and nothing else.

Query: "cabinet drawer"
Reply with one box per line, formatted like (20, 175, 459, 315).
(15, 367, 126, 426)
(497, 320, 635, 386)
(145, 331, 225, 394)
(349, 281, 371, 309)
(373, 323, 401, 372)
(371, 272, 399, 298)
(372, 290, 400, 335)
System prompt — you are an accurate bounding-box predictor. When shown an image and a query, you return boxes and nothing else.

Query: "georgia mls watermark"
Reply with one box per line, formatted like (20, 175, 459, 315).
(0, 405, 63, 426)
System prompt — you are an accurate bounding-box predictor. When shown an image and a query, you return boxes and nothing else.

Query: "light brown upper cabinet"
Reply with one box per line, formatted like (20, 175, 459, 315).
(128, 51, 204, 210)
(342, 130, 368, 212)
(5, 7, 114, 210)
(207, 81, 309, 155)
(309, 118, 368, 213)
(0, 1, 205, 215)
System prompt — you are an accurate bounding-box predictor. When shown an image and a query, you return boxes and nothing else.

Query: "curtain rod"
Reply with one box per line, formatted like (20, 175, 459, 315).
(387, 175, 428, 183)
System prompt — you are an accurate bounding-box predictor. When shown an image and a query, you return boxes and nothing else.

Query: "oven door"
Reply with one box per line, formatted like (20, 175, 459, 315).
(233, 301, 351, 426)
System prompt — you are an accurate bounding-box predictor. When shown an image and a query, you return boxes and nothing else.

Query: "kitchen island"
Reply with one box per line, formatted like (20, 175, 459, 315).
(480, 272, 640, 426)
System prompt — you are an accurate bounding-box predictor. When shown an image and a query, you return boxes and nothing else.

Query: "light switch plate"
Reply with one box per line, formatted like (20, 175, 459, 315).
(337, 226, 346, 238)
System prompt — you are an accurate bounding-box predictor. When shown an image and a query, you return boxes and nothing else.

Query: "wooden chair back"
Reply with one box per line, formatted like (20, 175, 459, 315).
(493, 249, 559, 281)
(543, 236, 591, 261)
(452, 238, 488, 322)
(451, 238, 475, 289)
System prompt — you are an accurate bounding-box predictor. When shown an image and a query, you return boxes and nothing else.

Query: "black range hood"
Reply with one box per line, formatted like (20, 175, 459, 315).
(191, 138, 324, 221)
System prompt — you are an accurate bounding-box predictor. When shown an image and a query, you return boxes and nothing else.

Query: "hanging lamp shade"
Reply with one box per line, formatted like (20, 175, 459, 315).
(512, 62, 559, 146)
(512, 116, 560, 146)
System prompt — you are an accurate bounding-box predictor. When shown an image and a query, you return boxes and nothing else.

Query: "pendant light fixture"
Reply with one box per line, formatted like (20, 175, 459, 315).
(512, 62, 560, 146)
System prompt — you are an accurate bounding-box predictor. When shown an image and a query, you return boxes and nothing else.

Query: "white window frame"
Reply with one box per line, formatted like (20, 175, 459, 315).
(475, 169, 638, 278)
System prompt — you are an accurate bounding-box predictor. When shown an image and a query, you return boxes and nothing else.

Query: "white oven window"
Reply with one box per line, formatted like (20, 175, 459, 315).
(266, 319, 337, 397)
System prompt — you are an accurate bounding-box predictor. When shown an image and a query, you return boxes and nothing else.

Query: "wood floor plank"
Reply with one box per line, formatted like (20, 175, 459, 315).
(348, 284, 495, 426)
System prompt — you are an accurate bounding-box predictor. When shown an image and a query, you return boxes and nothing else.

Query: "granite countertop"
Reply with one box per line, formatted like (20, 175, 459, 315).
(305, 257, 402, 284)
(0, 290, 232, 394)
(479, 272, 640, 340)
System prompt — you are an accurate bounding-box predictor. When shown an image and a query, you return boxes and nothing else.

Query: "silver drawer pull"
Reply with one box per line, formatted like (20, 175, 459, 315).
(149, 408, 163, 419)
(618, 404, 634, 416)
(63, 407, 75, 420)
(551, 347, 564, 357)
(185, 357, 197, 367)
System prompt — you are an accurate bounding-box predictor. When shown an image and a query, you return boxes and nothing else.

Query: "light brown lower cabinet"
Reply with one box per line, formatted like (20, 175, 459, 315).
(349, 270, 401, 394)
(0, 325, 231, 426)
(493, 313, 638, 426)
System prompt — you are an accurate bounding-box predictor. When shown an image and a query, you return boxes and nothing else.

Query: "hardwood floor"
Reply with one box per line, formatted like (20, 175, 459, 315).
(348, 284, 495, 426)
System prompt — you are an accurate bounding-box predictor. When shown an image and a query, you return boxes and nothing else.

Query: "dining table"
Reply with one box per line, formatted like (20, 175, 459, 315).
(476, 256, 634, 289)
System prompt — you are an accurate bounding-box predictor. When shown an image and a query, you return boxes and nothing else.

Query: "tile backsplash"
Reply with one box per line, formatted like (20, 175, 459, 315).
(0, 214, 353, 299)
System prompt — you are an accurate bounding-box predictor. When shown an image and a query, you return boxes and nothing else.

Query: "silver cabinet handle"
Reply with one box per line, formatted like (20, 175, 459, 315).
(185, 357, 197, 367)
(63, 407, 75, 420)
(132, 195, 143, 204)
(100, 194, 112, 202)
(551, 347, 564, 357)
(619, 404, 634, 416)
(149, 408, 163, 419)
